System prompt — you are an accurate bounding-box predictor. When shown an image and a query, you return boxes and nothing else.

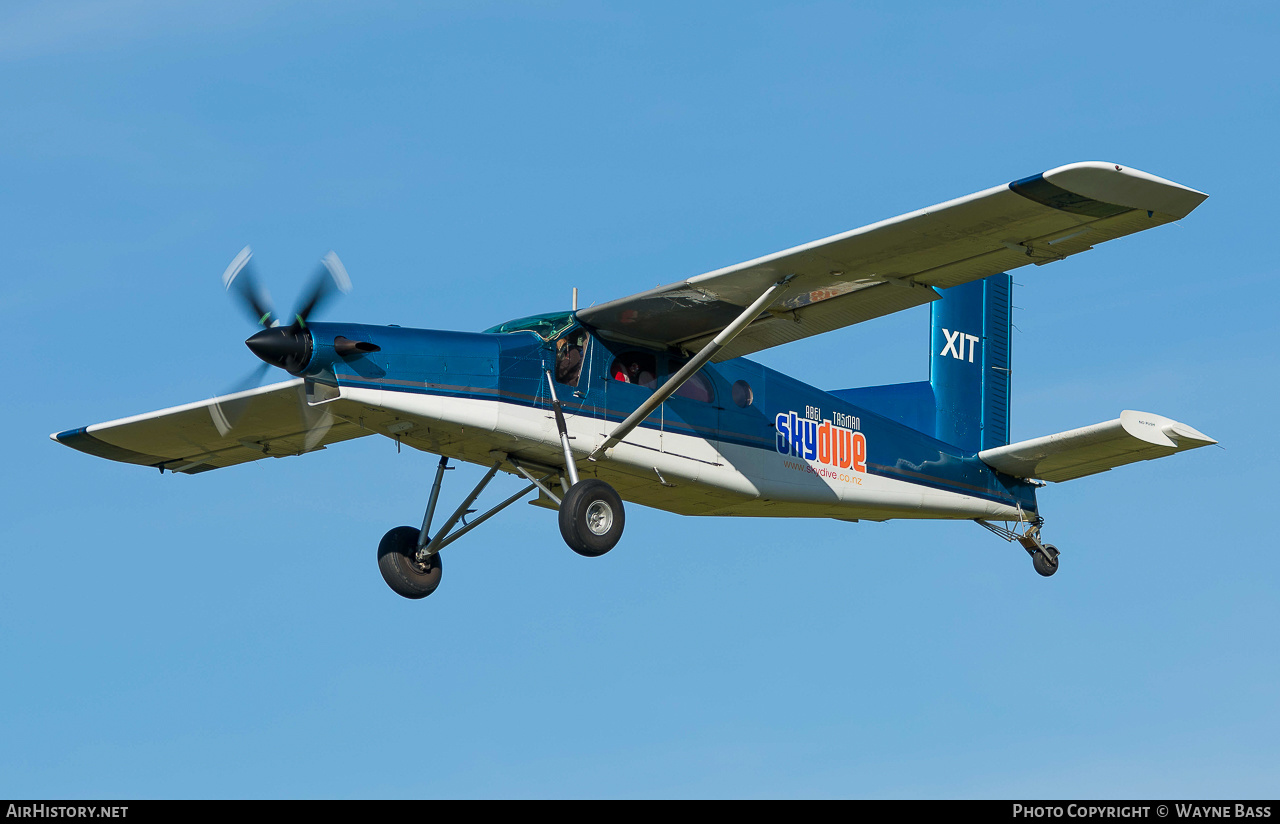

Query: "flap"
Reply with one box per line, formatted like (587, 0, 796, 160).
(978, 410, 1216, 482)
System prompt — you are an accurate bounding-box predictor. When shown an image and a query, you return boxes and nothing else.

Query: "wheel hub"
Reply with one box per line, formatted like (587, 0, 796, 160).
(412, 547, 435, 572)
(585, 501, 613, 535)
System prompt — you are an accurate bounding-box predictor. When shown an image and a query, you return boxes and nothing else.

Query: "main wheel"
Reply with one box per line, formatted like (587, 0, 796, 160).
(377, 525, 443, 599)
(1032, 544, 1060, 577)
(558, 479, 625, 557)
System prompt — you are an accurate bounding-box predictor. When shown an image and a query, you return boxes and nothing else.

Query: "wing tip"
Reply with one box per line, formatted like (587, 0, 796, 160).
(50, 425, 170, 468)
(1039, 161, 1208, 218)
(51, 426, 86, 444)
(1121, 410, 1216, 449)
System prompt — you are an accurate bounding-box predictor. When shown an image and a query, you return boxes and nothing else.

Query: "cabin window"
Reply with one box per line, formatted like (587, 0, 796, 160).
(609, 352, 658, 389)
(731, 380, 753, 408)
(668, 359, 715, 404)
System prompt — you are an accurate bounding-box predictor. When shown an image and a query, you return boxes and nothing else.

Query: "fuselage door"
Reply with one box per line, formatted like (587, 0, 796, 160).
(660, 356, 721, 462)
(550, 326, 606, 442)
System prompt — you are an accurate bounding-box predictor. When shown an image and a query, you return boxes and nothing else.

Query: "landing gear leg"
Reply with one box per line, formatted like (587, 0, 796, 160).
(1018, 524, 1060, 578)
(977, 517, 1061, 577)
(376, 455, 551, 599)
(544, 369, 625, 557)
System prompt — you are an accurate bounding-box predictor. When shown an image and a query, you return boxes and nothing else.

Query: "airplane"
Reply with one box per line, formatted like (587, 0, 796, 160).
(51, 161, 1216, 598)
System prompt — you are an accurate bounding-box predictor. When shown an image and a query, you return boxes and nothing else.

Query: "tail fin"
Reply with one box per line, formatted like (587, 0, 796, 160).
(829, 272, 1012, 453)
(930, 273, 1011, 452)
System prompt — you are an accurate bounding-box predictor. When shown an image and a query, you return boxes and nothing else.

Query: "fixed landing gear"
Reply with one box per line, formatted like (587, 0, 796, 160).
(543, 368, 624, 557)
(977, 517, 1061, 577)
(1031, 544, 1060, 577)
(378, 525, 443, 599)
(375, 454, 626, 599)
(559, 479, 625, 557)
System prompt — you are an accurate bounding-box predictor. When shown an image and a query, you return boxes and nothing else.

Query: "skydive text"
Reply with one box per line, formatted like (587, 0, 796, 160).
(775, 410, 866, 472)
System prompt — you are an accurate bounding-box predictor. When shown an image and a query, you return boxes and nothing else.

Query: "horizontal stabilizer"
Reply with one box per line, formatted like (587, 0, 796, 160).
(978, 410, 1215, 482)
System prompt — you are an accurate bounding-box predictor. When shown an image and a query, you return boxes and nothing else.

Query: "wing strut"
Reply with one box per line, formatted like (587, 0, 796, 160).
(588, 280, 786, 461)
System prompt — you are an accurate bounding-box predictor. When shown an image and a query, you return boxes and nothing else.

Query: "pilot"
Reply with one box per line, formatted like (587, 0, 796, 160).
(555, 334, 584, 386)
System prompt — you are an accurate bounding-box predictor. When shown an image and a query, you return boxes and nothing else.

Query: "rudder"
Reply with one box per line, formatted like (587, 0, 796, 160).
(931, 273, 1012, 452)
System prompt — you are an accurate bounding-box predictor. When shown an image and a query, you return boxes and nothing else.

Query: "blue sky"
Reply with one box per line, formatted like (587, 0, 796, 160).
(3, 0, 1277, 799)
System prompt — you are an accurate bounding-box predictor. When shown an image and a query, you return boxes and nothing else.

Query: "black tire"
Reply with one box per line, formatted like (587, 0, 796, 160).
(1032, 544, 1060, 577)
(558, 479, 625, 557)
(377, 525, 443, 599)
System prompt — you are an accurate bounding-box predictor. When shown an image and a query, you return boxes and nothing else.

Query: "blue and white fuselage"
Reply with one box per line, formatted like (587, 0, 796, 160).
(297, 317, 1038, 523)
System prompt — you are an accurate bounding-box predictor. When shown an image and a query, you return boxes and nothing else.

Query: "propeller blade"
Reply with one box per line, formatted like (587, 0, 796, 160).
(224, 247, 352, 382)
(296, 384, 336, 452)
(209, 362, 271, 436)
(222, 246, 276, 328)
(290, 251, 352, 328)
(303, 407, 335, 452)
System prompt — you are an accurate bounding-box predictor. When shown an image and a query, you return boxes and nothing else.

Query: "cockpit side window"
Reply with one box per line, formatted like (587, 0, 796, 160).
(554, 328, 587, 387)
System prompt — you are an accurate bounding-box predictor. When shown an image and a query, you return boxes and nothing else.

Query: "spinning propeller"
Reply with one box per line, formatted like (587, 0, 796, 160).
(211, 246, 353, 446)
(223, 246, 352, 373)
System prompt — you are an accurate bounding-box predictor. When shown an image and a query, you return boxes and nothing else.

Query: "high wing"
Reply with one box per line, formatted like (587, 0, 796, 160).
(577, 161, 1207, 361)
(51, 379, 373, 474)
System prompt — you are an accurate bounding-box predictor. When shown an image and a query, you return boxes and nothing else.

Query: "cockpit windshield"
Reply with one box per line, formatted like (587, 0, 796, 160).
(484, 311, 578, 341)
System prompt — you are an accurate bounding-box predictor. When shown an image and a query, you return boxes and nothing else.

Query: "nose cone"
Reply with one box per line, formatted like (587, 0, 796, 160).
(245, 327, 313, 374)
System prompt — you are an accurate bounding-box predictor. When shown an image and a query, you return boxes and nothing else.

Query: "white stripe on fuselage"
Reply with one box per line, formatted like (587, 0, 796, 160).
(338, 385, 1024, 522)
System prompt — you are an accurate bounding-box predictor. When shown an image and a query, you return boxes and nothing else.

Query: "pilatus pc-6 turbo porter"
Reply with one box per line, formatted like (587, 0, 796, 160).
(53, 162, 1215, 598)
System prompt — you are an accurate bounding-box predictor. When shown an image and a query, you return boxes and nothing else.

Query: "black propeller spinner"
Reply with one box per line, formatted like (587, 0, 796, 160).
(223, 246, 352, 375)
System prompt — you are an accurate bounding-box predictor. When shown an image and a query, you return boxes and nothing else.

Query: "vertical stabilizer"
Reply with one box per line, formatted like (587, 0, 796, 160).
(931, 273, 1012, 452)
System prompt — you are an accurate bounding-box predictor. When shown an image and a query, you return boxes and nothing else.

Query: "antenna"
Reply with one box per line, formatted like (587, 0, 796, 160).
(572, 287, 578, 311)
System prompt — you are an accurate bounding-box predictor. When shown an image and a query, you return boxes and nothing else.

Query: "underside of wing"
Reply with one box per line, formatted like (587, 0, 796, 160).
(577, 162, 1207, 360)
(51, 379, 372, 474)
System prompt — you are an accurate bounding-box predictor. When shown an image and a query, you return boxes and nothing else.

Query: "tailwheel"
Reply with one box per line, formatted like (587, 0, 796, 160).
(378, 525, 443, 599)
(1032, 544, 1060, 577)
(559, 479, 625, 557)
(976, 518, 1061, 578)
